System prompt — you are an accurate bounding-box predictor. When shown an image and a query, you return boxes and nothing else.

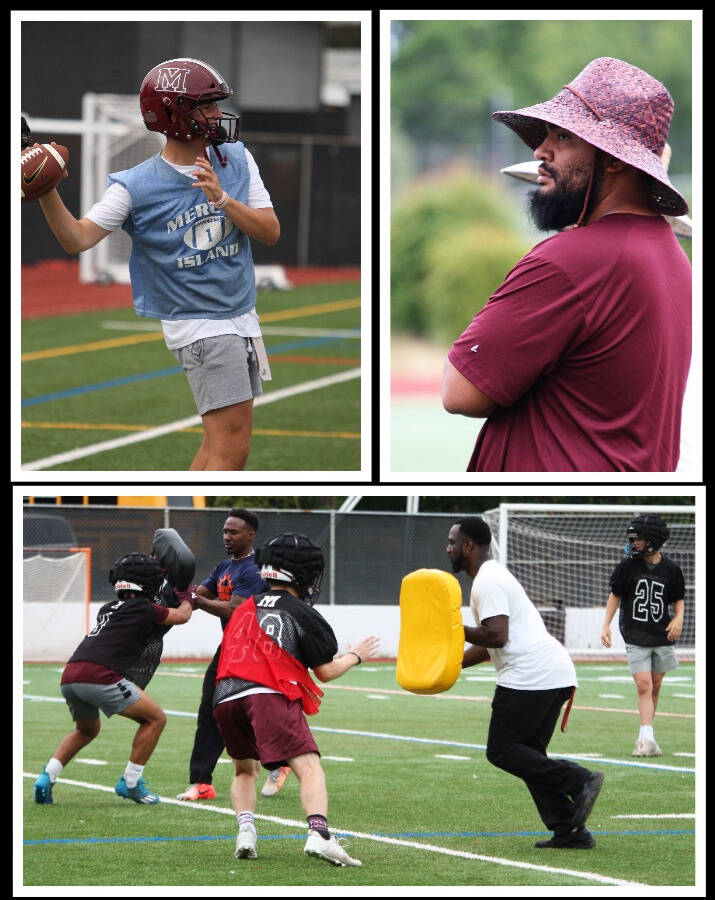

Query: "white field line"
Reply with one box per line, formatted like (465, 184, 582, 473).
(22, 368, 360, 470)
(21, 772, 646, 887)
(22, 693, 696, 774)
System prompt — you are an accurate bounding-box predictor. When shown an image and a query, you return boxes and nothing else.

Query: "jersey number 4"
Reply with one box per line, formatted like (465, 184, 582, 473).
(632, 578, 665, 623)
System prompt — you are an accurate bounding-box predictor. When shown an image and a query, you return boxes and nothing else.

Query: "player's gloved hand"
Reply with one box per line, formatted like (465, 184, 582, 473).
(173, 584, 199, 609)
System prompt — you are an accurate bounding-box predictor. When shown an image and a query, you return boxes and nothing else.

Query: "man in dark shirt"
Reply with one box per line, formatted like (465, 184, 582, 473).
(176, 508, 270, 801)
(33, 552, 196, 805)
(601, 515, 685, 756)
(211, 532, 379, 866)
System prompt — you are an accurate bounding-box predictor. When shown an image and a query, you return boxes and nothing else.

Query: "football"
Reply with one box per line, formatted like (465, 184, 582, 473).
(21, 142, 69, 202)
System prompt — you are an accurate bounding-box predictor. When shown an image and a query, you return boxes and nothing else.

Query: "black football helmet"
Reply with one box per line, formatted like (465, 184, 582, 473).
(256, 533, 325, 604)
(625, 514, 670, 558)
(109, 552, 165, 599)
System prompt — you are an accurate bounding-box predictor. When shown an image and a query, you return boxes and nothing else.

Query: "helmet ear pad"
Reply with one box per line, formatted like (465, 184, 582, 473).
(626, 514, 670, 557)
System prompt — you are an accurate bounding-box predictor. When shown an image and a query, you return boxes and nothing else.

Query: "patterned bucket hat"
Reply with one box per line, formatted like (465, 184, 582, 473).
(492, 57, 689, 216)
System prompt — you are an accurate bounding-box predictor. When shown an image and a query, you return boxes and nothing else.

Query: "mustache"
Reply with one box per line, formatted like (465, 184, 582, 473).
(539, 164, 557, 180)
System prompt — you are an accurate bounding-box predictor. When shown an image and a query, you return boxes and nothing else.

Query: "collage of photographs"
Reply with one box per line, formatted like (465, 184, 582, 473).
(15, 10, 702, 896)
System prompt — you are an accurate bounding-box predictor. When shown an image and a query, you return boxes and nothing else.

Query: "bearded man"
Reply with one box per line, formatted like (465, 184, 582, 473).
(442, 57, 691, 472)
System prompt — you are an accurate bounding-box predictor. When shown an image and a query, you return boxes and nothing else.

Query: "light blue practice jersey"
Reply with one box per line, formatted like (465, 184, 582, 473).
(108, 142, 256, 320)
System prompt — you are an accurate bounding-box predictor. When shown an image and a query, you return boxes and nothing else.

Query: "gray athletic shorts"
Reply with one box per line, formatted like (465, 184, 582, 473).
(61, 678, 142, 720)
(173, 334, 262, 416)
(625, 643, 679, 675)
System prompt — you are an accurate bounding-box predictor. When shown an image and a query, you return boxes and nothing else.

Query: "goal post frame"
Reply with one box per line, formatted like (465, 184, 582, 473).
(494, 504, 696, 567)
(23, 547, 93, 635)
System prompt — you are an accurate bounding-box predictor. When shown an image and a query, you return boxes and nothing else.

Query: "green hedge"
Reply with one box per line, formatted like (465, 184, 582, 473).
(391, 166, 528, 339)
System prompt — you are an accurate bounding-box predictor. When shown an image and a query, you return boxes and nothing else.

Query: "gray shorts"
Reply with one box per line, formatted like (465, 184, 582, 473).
(61, 678, 142, 720)
(173, 334, 262, 416)
(625, 643, 679, 675)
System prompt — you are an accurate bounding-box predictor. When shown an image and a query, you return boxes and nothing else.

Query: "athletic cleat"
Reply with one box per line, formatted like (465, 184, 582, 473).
(304, 829, 362, 866)
(535, 826, 596, 849)
(115, 775, 160, 804)
(34, 770, 54, 804)
(632, 738, 662, 757)
(261, 765, 291, 797)
(571, 771, 604, 827)
(234, 825, 258, 859)
(176, 782, 216, 801)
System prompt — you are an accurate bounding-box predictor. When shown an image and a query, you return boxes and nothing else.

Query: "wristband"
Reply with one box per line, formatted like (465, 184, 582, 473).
(347, 650, 362, 665)
(211, 190, 230, 210)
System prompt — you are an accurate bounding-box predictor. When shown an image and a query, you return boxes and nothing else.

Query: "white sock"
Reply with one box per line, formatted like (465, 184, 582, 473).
(639, 725, 654, 742)
(238, 810, 255, 832)
(46, 757, 63, 783)
(124, 762, 144, 788)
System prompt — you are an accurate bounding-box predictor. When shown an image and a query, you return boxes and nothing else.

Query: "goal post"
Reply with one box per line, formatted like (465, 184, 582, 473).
(482, 504, 695, 659)
(23, 547, 92, 662)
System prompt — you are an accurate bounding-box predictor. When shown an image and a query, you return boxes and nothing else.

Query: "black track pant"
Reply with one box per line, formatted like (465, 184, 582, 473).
(188, 645, 225, 784)
(486, 684, 591, 834)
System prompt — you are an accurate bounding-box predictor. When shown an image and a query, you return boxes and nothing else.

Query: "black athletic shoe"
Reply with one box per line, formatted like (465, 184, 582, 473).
(535, 827, 596, 849)
(571, 771, 604, 827)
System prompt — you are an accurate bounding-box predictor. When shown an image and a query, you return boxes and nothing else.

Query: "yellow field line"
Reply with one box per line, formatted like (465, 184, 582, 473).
(21, 297, 360, 362)
(21, 421, 359, 440)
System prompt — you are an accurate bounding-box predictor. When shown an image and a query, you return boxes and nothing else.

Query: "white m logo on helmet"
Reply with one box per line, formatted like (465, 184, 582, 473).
(156, 67, 190, 92)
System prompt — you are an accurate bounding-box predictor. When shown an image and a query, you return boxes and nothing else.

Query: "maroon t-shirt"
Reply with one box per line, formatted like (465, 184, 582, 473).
(448, 214, 691, 471)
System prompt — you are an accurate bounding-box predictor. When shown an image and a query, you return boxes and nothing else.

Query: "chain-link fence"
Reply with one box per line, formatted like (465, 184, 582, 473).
(23, 504, 473, 609)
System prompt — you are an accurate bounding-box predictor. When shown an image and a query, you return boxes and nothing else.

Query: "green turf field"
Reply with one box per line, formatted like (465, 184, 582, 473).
(22, 661, 696, 888)
(21, 282, 361, 471)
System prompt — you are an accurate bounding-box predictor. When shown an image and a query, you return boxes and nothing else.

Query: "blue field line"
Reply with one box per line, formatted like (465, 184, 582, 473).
(22, 695, 696, 774)
(24, 828, 695, 847)
(21, 337, 347, 408)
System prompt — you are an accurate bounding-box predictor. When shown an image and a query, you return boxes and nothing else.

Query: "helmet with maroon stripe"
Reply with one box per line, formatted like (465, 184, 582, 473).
(256, 533, 325, 604)
(139, 57, 240, 146)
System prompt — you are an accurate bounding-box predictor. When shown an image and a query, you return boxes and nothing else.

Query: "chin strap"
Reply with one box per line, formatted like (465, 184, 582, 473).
(211, 142, 228, 168)
(575, 150, 598, 228)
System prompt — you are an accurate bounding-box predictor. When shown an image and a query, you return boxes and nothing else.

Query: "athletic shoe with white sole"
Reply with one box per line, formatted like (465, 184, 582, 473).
(304, 829, 362, 867)
(261, 766, 291, 797)
(632, 738, 662, 757)
(34, 770, 54, 804)
(235, 826, 258, 859)
(176, 782, 216, 801)
(115, 775, 160, 804)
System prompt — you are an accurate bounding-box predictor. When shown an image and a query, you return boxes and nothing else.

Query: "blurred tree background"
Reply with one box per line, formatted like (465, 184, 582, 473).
(390, 18, 693, 340)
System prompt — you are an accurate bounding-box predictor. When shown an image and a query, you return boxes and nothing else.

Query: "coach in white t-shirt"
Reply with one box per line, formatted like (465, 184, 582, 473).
(447, 516, 604, 850)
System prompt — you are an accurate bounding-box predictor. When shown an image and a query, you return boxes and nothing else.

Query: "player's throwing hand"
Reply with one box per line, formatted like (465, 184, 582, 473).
(191, 156, 223, 204)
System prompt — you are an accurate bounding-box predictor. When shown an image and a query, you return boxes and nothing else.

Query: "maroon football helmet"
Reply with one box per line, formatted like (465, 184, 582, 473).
(139, 58, 240, 146)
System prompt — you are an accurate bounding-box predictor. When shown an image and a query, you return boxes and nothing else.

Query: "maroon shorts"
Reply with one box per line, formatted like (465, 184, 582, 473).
(213, 691, 319, 768)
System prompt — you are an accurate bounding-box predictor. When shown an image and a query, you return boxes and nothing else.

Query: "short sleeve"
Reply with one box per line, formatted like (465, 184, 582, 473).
(448, 253, 586, 407)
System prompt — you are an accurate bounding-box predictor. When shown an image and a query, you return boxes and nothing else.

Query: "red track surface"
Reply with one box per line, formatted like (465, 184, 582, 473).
(21, 260, 360, 319)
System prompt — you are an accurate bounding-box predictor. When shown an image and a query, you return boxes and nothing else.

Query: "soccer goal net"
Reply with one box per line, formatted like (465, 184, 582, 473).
(23, 548, 92, 661)
(481, 504, 695, 659)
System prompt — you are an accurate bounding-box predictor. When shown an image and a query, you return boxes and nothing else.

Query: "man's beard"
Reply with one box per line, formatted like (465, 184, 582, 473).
(527, 156, 603, 232)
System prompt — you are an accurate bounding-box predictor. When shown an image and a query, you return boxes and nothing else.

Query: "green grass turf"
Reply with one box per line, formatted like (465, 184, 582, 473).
(22, 661, 696, 888)
(21, 282, 361, 471)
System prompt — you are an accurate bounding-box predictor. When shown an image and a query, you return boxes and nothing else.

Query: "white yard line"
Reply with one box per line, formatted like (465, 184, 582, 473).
(22, 369, 360, 470)
(22, 772, 647, 887)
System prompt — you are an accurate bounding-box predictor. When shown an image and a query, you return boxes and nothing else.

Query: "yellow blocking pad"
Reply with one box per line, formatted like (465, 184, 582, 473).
(396, 569, 465, 694)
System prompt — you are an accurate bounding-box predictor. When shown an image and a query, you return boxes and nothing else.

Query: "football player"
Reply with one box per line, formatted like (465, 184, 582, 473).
(33, 553, 196, 805)
(34, 58, 279, 471)
(211, 532, 379, 866)
(601, 514, 685, 756)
